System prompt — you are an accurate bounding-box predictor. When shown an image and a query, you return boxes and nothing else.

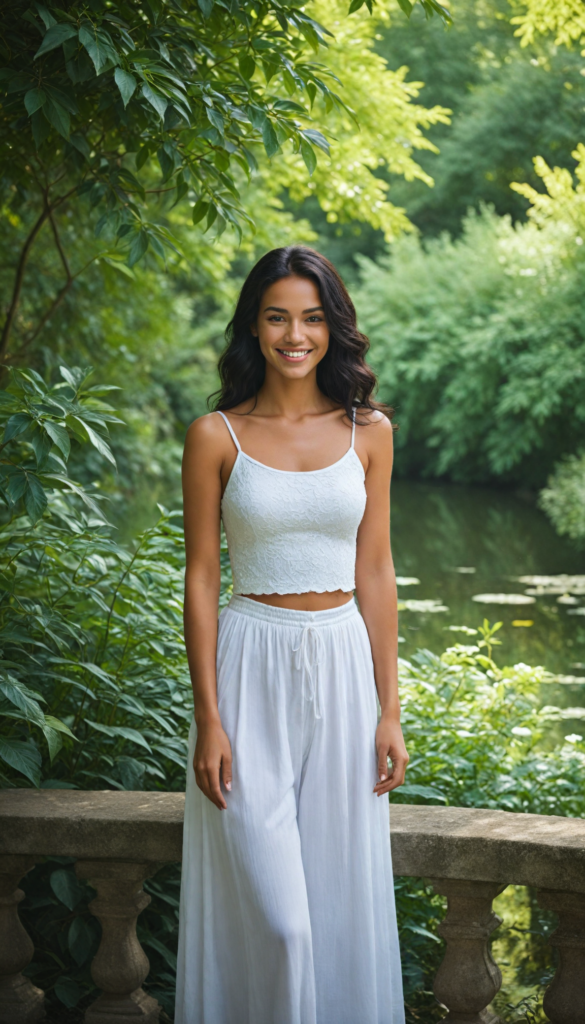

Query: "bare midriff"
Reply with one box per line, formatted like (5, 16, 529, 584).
(241, 590, 354, 612)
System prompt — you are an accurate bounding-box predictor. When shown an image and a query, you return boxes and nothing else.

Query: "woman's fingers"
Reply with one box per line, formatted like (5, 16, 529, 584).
(377, 745, 388, 784)
(373, 751, 409, 795)
(221, 745, 233, 793)
(195, 760, 227, 810)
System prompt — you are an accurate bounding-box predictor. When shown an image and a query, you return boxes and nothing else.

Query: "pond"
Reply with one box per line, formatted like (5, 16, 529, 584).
(392, 480, 585, 698)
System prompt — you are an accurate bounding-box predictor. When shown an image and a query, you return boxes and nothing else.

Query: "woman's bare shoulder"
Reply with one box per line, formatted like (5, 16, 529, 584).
(184, 412, 230, 463)
(356, 409, 394, 467)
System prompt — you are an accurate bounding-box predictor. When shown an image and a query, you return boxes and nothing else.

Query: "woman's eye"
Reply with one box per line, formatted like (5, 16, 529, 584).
(306, 316, 323, 323)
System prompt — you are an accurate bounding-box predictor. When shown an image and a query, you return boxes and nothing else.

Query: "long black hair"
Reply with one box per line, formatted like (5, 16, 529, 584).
(209, 246, 392, 424)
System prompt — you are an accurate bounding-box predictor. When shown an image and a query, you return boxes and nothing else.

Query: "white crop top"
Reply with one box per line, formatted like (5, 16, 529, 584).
(218, 411, 367, 595)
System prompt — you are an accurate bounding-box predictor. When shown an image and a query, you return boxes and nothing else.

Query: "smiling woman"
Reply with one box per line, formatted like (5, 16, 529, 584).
(177, 246, 407, 1024)
(212, 245, 384, 423)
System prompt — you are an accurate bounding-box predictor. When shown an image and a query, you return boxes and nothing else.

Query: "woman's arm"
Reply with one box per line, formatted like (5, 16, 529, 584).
(355, 414, 409, 796)
(182, 415, 233, 810)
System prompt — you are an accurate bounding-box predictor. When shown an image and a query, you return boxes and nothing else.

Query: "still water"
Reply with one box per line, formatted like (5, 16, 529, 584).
(391, 480, 585, 680)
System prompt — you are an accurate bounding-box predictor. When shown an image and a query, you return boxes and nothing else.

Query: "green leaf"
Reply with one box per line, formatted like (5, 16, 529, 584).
(43, 421, 71, 460)
(136, 144, 151, 170)
(86, 720, 153, 752)
(128, 230, 150, 268)
(141, 83, 167, 120)
(79, 24, 119, 75)
(54, 978, 82, 1009)
(302, 129, 330, 155)
(44, 714, 76, 739)
(4, 412, 32, 442)
(262, 120, 279, 158)
(69, 133, 90, 159)
(114, 68, 137, 107)
(397, 0, 413, 16)
(404, 922, 441, 943)
(117, 755, 146, 790)
(0, 678, 45, 726)
(25, 475, 48, 523)
(44, 99, 70, 139)
(0, 737, 41, 786)
(6, 472, 28, 504)
(34, 23, 78, 59)
(31, 109, 51, 148)
(192, 199, 209, 225)
(197, 0, 214, 17)
(397, 783, 447, 803)
(68, 916, 95, 966)
(71, 417, 116, 464)
(300, 138, 317, 175)
(42, 725, 63, 762)
(50, 868, 86, 910)
(239, 55, 256, 80)
(24, 88, 46, 115)
(35, 5, 58, 30)
(206, 107, 224, 134)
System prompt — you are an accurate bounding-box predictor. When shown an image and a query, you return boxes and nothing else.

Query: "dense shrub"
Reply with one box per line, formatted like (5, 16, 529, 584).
(355, 202, 585, 488)
(539, 452, 585, 543)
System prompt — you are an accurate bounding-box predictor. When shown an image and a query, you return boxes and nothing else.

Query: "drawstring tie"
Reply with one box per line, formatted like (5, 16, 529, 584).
(293, 622, 325, 719)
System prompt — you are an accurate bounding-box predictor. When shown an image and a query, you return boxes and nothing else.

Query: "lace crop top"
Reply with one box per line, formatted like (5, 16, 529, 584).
(218, 411, 367, 595)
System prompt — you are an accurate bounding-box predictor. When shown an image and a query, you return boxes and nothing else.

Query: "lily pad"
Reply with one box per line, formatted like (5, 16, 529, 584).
(400, 599, 449, 613)
(472, 593, 535, 605)
(395, 576, 421, 586)
(514, 574, 585, 595)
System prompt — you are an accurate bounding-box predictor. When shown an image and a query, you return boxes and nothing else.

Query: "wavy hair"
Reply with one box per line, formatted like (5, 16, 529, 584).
(209, 246, 392, 424)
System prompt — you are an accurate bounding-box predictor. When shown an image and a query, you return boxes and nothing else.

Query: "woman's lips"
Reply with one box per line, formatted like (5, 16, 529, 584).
(276, 348, 313, 363)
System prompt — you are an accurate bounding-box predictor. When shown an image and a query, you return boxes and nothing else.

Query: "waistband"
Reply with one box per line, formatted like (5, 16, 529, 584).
(226, 594, 358, 628)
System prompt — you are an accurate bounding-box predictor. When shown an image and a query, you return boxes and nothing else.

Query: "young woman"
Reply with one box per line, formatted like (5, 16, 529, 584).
(176, 246, 408, 1024)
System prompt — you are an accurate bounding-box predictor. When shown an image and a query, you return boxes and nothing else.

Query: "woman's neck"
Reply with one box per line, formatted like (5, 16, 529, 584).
(255, 365, 331, 418)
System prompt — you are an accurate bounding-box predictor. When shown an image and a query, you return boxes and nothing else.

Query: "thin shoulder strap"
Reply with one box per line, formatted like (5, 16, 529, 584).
(216, 411, 241, 453)
(350, 407, 356, 450)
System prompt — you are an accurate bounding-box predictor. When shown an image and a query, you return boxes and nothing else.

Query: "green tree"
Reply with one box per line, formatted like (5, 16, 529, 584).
(376, 0, 585, 236)
(355, 150, 585, 485)
(0, 0, 449, 363)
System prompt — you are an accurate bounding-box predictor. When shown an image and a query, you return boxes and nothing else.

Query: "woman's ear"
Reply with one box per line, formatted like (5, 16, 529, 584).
(250, 324, 258, 337)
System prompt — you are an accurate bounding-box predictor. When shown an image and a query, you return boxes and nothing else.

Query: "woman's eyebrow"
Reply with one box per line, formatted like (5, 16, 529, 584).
(262, 305, 324, 313)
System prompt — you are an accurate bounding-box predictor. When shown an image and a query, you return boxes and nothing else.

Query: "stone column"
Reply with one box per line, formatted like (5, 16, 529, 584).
(431, 878, 506, 1024)
(537, 889, 585, 1024)
(75, 860, 161, 1024)
(0, 854, 45, 1024)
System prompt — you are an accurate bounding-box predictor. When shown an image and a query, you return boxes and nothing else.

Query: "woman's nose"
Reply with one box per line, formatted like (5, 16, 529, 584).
(285, 318, 305, 343)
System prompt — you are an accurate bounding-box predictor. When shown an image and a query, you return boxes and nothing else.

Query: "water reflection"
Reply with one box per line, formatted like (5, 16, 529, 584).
(391, 480, 585, 679)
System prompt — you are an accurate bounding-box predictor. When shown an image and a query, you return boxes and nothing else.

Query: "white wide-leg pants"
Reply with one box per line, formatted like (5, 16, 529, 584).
(176, 596, 404, 1024)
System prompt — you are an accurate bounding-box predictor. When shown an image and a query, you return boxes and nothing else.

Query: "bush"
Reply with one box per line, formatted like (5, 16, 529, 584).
(539, 452, 585, 543)
(355, 202, 585, 487)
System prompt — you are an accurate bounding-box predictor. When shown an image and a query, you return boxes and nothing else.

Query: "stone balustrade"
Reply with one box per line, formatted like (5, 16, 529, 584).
(1, 791, 584, 1023)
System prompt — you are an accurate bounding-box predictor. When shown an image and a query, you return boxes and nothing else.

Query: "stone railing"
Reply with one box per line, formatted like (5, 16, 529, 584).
(1, 792, 585, 1024)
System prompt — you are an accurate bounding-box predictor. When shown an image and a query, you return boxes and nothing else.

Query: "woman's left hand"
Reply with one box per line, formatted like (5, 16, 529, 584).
(373, 717, 409, 796)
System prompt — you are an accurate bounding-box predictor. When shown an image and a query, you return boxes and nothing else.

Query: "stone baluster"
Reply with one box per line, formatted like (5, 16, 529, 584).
(0, 854, 44, 1024)
(431, 878, 506, 1024)
(75, 860, 161, 1024)
(537, 890, 585, 1024)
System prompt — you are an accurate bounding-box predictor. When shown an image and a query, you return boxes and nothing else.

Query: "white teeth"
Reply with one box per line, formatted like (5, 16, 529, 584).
(279, 350, 310, 359)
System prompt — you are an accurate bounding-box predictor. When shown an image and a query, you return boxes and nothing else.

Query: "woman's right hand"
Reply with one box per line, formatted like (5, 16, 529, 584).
(193, 718, 233, 810)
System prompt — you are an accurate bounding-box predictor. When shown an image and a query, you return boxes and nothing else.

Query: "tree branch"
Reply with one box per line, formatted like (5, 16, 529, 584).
(0, 200, 51, 363)
(0, 186, 79, 363)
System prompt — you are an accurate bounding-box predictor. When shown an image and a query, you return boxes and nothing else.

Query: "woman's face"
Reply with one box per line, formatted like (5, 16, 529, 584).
(252, 274, 329, 379)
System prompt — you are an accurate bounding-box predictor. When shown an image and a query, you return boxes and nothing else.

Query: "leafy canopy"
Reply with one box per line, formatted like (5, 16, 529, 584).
(0, 0, 450, 361)
(511, 0, 585, 50)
